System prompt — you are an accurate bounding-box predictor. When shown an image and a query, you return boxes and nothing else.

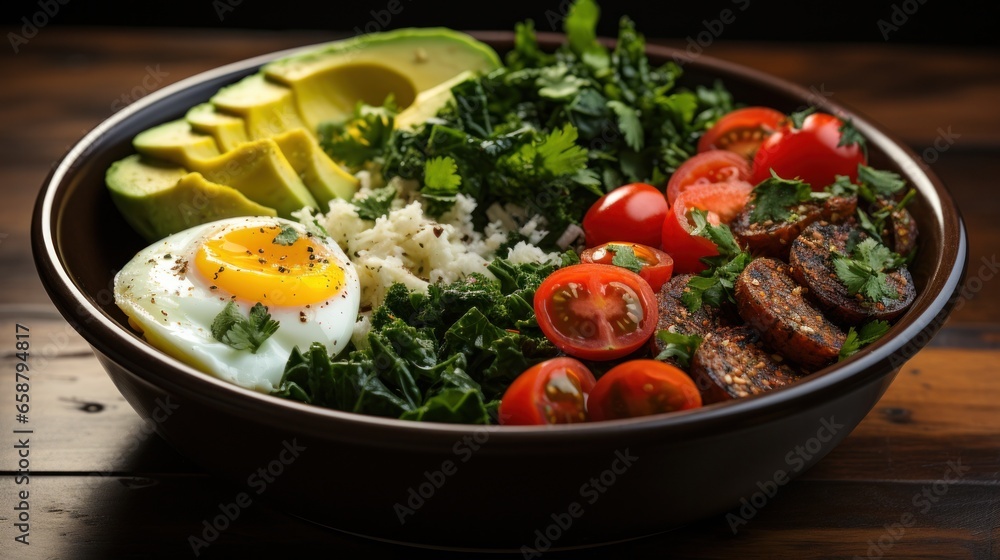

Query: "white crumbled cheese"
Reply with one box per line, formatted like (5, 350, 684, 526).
(317, 180, 559, 312)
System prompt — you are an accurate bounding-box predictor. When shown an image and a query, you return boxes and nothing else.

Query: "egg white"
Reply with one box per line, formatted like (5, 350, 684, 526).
(113, 216, 360, 392)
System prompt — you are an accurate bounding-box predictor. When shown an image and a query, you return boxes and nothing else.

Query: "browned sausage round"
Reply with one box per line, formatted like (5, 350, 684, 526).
(735, 257, 846, 370)
(689, 325, 800, 404)
(789, 222, 916, 325)
(731, 196, 857, 259)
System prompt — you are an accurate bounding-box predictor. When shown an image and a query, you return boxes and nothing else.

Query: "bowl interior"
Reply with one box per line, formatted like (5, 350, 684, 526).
(37, 33, 964, 437)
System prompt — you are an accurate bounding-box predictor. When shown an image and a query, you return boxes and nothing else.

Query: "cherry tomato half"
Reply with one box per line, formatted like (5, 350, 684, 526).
(583, 183, 668, 248)
(751, 112, 867, 190)
(498, 358, 598, 425)
(667, 150, 752, 206)
(697, 106, 786, 159)
(588, 360, 702, 421)
(661, 180, 753, 274)
(534, 264, 659, 361)
(580, 242, 674, 292)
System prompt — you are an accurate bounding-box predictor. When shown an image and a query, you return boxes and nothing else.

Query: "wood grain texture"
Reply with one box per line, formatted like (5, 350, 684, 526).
(0, 27, 998, 558)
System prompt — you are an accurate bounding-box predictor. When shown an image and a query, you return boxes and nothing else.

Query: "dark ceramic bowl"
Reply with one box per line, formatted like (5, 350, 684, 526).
(32, 32, 966, 550)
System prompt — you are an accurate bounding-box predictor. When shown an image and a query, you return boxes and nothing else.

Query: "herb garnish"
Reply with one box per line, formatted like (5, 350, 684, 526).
(211, 301, 280, 354)
(353, 185, 397, 221)
(605, 244, 644, 273)
(839, 320, 891, 360)
(832, 238, 904, 302)
(682, 209, 752, 312)
(654, 330, 703, 369)
(272, 225, 299, 246)
(748, 174, 813, 223)
(837, 118, 867, 152)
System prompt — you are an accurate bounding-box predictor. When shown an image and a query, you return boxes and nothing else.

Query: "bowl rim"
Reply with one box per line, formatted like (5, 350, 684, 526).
(32, 31, 968, 447)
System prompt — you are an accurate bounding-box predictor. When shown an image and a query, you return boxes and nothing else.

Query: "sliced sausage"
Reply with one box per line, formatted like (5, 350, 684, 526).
(689, 325, 801, 404)
(888, 206, 918, 257)
(789, 221, 916, 325)
(731, 195, 857, 259)
(652, 274, 728, 368)
(735, 257, 845, 370)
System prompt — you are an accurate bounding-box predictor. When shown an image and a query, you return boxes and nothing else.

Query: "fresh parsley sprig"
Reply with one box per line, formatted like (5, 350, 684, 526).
(839, 320, 891, 360)
(832, 238, 904, 303)
(211, 301, 280, 354)
(682, 209, 752, 312)
(749, 173, 813, 224)
(604, 244, 644, 274)
(353, 185, 397, 221)
(654, 330, 703, 369)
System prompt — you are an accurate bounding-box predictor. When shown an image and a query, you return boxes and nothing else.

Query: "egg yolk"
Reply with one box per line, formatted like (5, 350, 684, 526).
(195, 225, 345, 306)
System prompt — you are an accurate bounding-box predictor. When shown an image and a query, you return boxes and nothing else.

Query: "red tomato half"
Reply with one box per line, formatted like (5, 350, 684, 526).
(697, 106, 786, 159)
(534, 264, 659, 361)
(498, 358, 598, 425)
(661, 181, 753, 274)
(666, 150, 751, 206)
(582, 183, 668, 248)
(588, 360, 702, 421)
(751, 112, 867, 190)
(580, 242, 674, 292)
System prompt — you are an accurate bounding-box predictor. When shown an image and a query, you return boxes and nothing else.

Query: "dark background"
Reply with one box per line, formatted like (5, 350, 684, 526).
(1, 0, 997, 46)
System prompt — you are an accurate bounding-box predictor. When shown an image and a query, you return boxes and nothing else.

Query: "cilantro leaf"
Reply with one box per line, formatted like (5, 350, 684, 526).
(272, 225, 299, 246)
(857, 165, 906, 198)
(749, 175, 813, 223)
(682, 209, 752, 311)
(832, 238, 903, 302)
(534, 123, 591, 177)
(353, 185, 396, 221)
(211, 301, 280, 354)
(654, 330, 703, 369)
(318, 98, 396, 168)
(422, 156, 462, 215)
(825, 175, 859, 197)
(605, 244, 644, 273)
(689, 208, 743, 259)
(537, 64, 589, 100)
(607, 100, 644, 151)
(839, 320, 891, 360)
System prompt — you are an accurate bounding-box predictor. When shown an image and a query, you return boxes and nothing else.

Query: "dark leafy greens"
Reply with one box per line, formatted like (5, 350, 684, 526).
(271, 258, 564, 424)
(318, 0, 733, 249)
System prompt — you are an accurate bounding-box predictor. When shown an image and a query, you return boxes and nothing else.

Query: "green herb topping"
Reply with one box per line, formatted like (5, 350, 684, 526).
(211, 301, 280, 354)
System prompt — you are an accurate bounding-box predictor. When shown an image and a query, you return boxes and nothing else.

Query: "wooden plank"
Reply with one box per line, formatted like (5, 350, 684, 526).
(0, 310, 197, 475)
(0, 475, 995, 559)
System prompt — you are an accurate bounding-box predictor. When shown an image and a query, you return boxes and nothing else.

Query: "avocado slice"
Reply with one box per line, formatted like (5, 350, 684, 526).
(271, 128, 359, 207)
(186, 103, 248, 152)
(211, 74, 308, 140)
(107, 154, 277, 241)
(263, 28, 501, 130)
(133, 120, 221, 168)
(191, 139, 318, 218)
(395, 70, 477, 130)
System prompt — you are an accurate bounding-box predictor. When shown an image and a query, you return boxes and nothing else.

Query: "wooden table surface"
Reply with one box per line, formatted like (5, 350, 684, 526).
(1, 28, 999, 559)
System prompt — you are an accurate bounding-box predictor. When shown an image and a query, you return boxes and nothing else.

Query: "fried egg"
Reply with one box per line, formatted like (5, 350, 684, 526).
(114, 216, 360, 392)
